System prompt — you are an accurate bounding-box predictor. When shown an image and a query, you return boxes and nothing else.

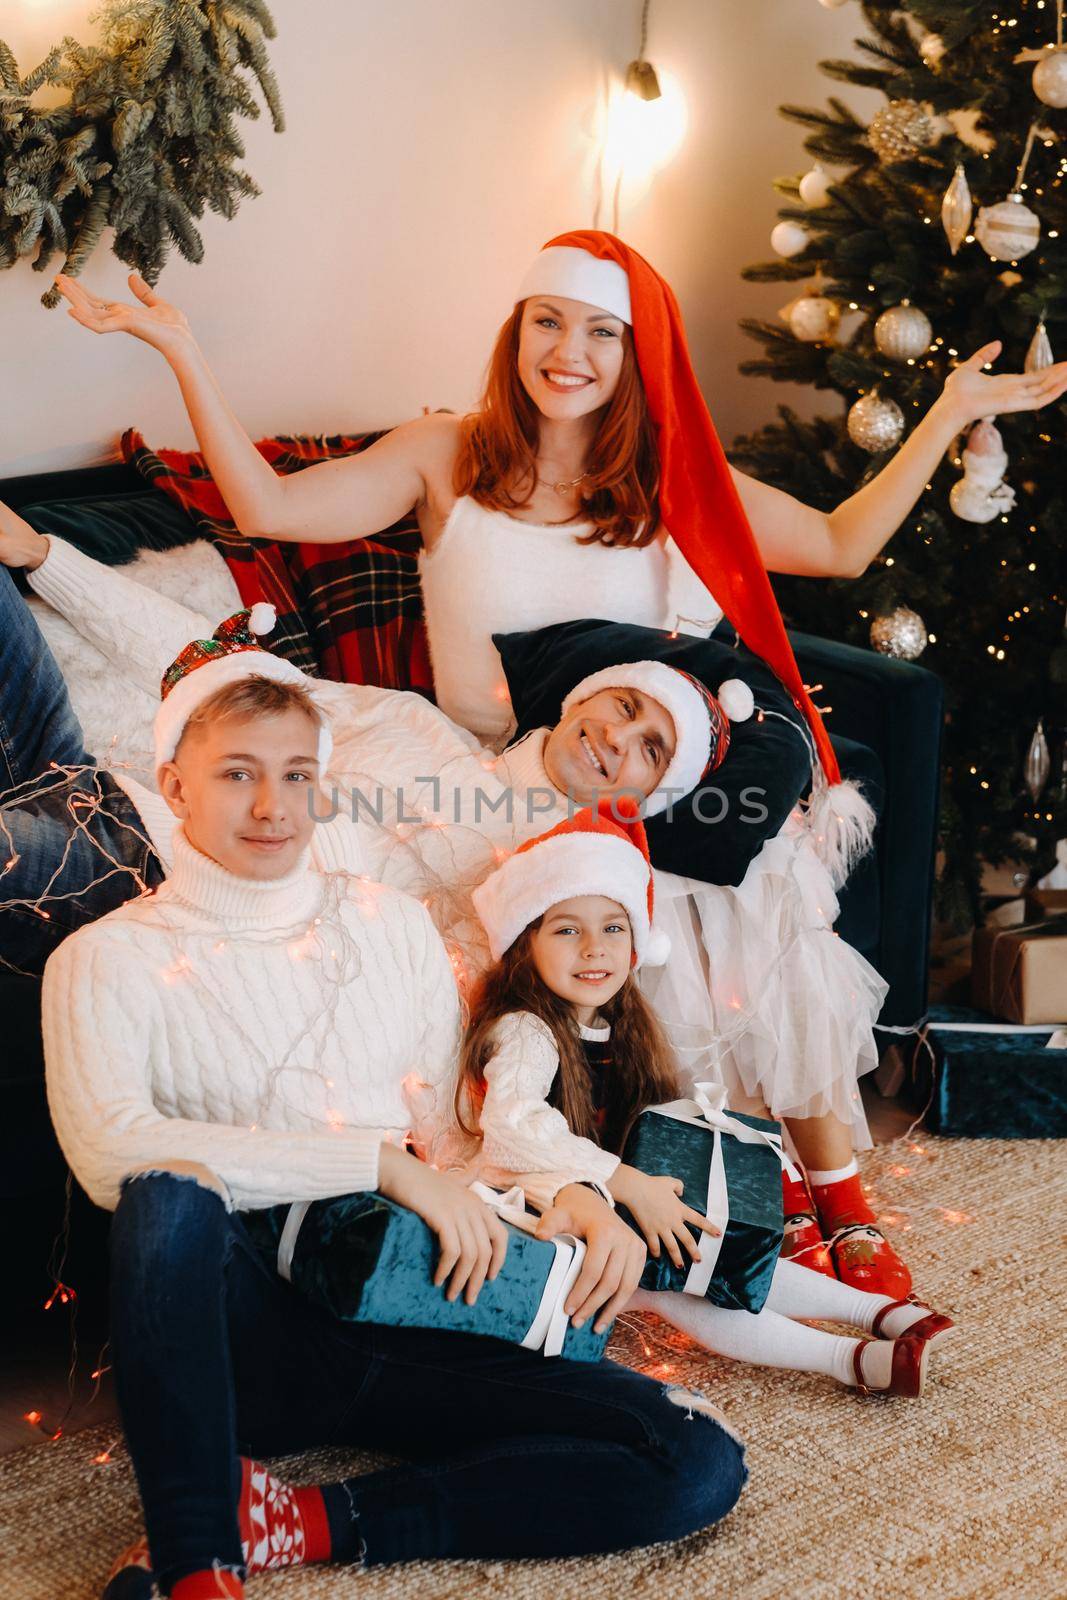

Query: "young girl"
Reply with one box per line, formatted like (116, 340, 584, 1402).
(463, 798, 954, 1398)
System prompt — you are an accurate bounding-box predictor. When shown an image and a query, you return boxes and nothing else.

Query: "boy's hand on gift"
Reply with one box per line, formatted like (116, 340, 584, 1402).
(377, 1144, 509, 1305)
(608, 1163, 720, 1271)
(538, 1184, 647, 1335)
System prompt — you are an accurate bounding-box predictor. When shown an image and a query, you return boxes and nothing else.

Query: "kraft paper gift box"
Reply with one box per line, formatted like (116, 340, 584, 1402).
(621, 1084, 788, 1314)
(971, 916, 1067, 1025)
(920, 1004, 1067, 1139)
(243, 1184, 610, 1363)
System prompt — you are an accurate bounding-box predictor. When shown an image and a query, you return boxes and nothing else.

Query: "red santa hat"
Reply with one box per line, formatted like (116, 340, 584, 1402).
(471, 797, 670, 970)
(516, 230, 842, 787)
(561, 659, 754, 818)
(154, 604, 333, 770)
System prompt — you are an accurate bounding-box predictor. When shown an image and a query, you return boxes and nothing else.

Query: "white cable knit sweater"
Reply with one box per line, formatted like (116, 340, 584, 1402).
(41, 828, 463, 1212)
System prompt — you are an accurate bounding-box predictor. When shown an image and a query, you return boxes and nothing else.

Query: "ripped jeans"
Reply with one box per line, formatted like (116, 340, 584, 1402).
(110, 1169, 747, 1589)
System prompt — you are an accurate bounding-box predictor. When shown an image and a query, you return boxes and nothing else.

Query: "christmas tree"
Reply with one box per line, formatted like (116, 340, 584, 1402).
(730, 0, 1067, 928)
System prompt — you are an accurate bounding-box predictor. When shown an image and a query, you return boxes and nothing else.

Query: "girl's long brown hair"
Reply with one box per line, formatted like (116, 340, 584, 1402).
(453, 304, 661, 549)
(457, 924, 680, 1157)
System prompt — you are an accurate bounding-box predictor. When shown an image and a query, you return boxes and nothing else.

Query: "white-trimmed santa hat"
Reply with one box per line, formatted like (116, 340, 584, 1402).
(516, 245, 633, 325)
(472, 797, 670, 970)
(561, 660, 754, 818)
(154, 604, 333, 771)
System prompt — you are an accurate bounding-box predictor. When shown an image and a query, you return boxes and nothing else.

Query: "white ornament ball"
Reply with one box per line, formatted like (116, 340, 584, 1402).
(1033, 50, 1067, 109)
(789, 295, 841, 343)
(974, 193, 1041, 261)
(874, 303, 933, 361)
(847, 393, 905, 453)
(770, 220, 810, 258)
(870, 607, 928, 661)
(868, 100, 939, 164)
(920, 33, 946, 67)
(799, 167, 834, 207)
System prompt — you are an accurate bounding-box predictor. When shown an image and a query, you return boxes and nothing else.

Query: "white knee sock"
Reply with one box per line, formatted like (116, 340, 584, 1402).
(765, 1257, 924, 1336)
(626, 1286, 886, 1387)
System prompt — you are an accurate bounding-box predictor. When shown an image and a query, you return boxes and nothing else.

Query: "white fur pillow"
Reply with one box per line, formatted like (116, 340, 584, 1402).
(28, 540, 242, 782)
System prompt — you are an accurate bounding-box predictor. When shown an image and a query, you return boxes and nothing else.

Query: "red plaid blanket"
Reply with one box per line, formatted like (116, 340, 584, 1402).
(121, 428, 433, 696)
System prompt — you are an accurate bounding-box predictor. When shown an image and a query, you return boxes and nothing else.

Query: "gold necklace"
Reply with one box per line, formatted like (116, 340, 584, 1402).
(538, 471, 589, 497)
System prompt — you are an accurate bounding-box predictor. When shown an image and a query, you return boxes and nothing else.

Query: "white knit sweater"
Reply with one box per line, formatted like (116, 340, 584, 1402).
(475, 1012, 620, 1202)
(42, 828, 463, 1212)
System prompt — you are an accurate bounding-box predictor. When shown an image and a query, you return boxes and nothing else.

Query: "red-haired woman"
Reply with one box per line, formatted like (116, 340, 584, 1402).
(54, 234, 1067, 1296)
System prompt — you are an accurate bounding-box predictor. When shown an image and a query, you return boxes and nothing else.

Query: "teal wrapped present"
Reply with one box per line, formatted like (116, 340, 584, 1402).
(919, 1005, 1067, 1139)
(243, 1183, 609, 1362)
(622, 1083, 789, 1313)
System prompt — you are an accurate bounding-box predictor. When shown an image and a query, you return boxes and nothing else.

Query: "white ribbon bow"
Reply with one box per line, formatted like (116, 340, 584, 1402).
(647, 1082, 797, 1299)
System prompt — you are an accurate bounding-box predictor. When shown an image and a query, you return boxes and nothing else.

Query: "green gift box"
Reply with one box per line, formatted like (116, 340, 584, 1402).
(621, 1085, 787, 1313)
(243, 1183, 610, 1363)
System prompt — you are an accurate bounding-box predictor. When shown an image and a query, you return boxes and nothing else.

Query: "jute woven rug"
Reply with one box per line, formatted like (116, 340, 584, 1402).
(2, 1134, 1064, 1600)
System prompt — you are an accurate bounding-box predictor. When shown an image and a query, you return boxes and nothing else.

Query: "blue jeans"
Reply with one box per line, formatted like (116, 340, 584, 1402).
(111, 1170, 747, 1586)
(0, 566, 163, 975)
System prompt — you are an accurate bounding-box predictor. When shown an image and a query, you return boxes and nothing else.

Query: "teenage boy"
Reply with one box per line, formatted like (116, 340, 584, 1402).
(41, 614, 745, 1599)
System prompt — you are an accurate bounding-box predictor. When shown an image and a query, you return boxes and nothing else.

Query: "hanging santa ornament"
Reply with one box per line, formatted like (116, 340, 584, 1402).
(870, 607, 928, 660)
(1024, 719, 1052, 802)
(799, 165, 834, 207)
(1025, 317, 1054, 372)
(941, 163, 973, 255)
(847, 390, 905, 452)
(780, 291, 841, 342)
(1015, 3, 1067, 108)
(975, 123, 1043, 262)
(770, 220, 811, 257)
(867, 99, 940, 164)
(874, 301, 933, 361)
(948, 418, 1017, 523)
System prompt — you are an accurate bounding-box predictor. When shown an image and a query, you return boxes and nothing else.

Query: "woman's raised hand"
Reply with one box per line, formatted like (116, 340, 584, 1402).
(940, 339, 1067, 428)
(54, 272, 192, 357)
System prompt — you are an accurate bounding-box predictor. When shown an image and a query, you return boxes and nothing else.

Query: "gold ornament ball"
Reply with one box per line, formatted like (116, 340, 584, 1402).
(847, 392, 905, 453)
(1033, 51, 1067, 109)
(874, 303, 933, 361)
(974, 193, 1041, 262)
(868, 100, 938, 164)
(870, 607, 928, 661)
(789, 295, 841, 342)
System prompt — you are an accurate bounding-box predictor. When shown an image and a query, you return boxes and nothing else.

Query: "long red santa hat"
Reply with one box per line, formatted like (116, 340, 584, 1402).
(519, 229, 841, 786)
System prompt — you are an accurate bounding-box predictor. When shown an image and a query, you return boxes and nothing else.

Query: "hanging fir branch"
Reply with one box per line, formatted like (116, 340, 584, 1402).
(0, 0, 283, 306)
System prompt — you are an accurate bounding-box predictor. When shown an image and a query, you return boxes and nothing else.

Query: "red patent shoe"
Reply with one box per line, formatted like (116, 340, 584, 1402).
(853, 1331, 931, 1398)
(871, 1297, 955, 1351)
(828, 1222, 913, 1299)
(781, 1209, 837, 1277)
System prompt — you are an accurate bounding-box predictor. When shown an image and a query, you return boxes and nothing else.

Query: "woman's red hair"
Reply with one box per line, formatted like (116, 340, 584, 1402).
(453, 304, 661, 548)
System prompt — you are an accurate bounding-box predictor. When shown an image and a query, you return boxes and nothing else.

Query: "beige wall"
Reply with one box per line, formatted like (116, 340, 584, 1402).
(0, 0, 876, 477)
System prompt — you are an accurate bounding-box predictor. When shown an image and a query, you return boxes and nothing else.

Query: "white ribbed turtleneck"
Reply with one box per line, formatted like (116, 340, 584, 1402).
(42, 828, 463, 1212)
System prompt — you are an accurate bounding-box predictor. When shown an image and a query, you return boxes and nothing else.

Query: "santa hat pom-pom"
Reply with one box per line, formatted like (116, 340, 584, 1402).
(643, 926, 671, 968)
(248, 602, 277, 636)
(717, 678, 754, 723)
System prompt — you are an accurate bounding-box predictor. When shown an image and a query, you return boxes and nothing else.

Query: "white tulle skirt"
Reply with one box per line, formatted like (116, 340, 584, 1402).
(638, 812, 888, 1151)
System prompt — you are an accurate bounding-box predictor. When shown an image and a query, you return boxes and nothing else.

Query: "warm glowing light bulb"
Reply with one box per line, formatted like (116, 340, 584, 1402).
(603, 70, 687, 183)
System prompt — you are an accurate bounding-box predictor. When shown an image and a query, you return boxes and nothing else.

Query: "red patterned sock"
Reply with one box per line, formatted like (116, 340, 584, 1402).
(780, 1168, 836, 1277)
(237, 1456, 332, 1574)
(808, 1161, 876, 1232)
(171, 1571, 244, 1600)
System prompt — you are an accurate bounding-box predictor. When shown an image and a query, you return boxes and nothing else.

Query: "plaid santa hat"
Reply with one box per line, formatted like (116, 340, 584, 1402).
(472, 796, 670, 969)
(154, 604, 332, 770)
(561, 660, 754, 818)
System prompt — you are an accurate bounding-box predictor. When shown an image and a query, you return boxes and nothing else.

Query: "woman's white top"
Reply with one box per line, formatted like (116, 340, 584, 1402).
(419, 496, 724, 743)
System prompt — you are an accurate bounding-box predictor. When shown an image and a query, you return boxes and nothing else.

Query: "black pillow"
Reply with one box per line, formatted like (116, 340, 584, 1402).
(493, 618, 816, 888)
